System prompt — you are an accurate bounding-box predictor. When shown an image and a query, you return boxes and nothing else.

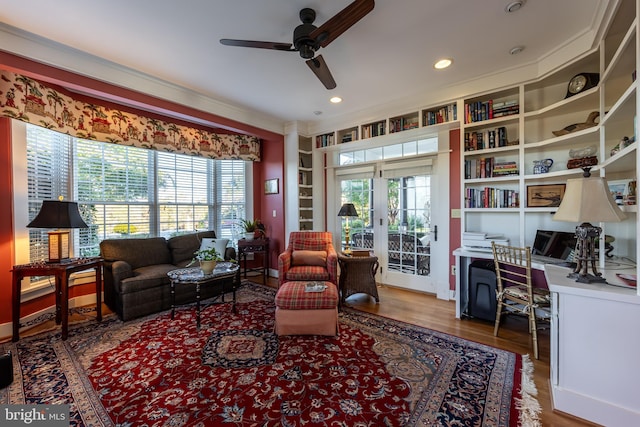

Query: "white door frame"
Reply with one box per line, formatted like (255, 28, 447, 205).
(326, 129, 451, 299)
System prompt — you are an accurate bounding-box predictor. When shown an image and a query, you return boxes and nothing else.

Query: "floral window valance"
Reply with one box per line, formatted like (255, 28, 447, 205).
(0, 70, 260, 161)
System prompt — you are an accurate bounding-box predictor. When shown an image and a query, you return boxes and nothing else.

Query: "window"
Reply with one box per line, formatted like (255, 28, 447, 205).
(26, 123, 248, 260)
(338, 137, 438, 166)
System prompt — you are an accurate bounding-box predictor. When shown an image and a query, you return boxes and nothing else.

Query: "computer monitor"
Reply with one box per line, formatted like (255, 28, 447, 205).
(531, 230, 577, 260)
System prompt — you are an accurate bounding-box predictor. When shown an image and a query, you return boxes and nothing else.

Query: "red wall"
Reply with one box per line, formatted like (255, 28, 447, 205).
(253, 146, 285, 270)
(0, 118, 16, 323)
(0, 53, 285, 329)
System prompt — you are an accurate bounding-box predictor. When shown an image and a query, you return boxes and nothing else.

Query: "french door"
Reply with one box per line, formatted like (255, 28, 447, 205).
(340, 157, 442, 293)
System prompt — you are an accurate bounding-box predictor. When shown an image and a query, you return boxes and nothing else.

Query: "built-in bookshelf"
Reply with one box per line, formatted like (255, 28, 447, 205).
(423, 103, 457, 126)
(389, 112, 419, 133)
(361, 120, 386, 139)
(464, 186, 520, 208)
(309, 0, 638, 286)
(464, 88, 519, 124)
(298, 136, 314, 230)
(316, 132, 335, 148)
(464, 157, 519, 179)
(337, 126, 358, 144)
(464, 126, 511, 151)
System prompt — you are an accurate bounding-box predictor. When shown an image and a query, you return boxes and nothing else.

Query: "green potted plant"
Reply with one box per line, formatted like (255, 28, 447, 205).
(240, 219, 265, 240)
(189, 247, 224, 274)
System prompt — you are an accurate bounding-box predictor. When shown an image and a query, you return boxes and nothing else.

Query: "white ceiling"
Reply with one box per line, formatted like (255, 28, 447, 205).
(0, 0, 612, 133)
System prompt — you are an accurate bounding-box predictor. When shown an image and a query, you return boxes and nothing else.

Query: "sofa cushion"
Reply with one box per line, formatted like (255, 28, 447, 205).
(118, 264, 178, 294)
(284, 266, 331, 282)
(100, 237, 171, 270)
(292, 250, 327, 266)
(167, 231, 217, 265)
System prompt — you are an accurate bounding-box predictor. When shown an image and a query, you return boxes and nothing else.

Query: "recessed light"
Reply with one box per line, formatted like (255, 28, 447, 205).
(330, 96, 342, 103)
(434, 58, 453, 69)
(509, 46, 525, 55)
(505, 0, 526, 13)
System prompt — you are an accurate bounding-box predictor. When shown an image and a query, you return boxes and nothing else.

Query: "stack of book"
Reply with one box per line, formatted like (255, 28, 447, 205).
(492, 100, 519, 118)
(464, 99, 519, 123)
(491, 161, 519, 177)
(464, 158, 519, 179)
(462, 231, 510, 251)
(340, 130, 357, 143)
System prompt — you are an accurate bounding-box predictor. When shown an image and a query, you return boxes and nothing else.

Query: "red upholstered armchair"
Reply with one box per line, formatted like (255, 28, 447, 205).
(278, 231, 338, 287)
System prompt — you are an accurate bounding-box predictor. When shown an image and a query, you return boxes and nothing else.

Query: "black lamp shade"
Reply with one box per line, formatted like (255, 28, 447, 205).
(27, 200, 87, 263)
(27, 200, 88, 229)
(338, 203, 358, 217)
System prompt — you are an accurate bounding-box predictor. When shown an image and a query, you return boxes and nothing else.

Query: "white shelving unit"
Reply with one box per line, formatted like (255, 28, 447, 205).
(298, 136, 314, 231)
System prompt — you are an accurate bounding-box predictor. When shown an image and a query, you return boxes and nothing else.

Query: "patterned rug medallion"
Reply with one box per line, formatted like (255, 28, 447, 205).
(1, 282, 540, 426)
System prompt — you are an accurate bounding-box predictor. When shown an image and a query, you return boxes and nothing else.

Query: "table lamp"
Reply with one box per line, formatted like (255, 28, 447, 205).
(338, 203, 359, 255)
(553, 168, 626, 283)
(27, 198, 88, 263)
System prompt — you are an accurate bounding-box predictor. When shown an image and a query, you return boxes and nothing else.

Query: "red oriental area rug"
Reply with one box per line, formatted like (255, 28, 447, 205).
(1, 282, 541, 426)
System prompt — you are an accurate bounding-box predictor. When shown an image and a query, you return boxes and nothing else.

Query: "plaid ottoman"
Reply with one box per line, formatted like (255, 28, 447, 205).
(274, 281, 339, 336)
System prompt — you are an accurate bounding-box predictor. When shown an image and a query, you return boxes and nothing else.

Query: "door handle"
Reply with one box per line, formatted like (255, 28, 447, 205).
(433, 225, 438, 242)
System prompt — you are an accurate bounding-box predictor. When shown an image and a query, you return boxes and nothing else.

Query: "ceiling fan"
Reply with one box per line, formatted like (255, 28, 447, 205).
(220, 0, 375, 90)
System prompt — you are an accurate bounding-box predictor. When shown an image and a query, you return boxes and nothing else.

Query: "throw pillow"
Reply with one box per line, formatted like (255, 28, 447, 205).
(292, 250, 327, 266)
(199, 238, 229, 259)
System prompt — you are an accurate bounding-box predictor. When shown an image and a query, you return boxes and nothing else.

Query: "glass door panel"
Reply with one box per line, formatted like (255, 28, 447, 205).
(386, 175, 431, 276)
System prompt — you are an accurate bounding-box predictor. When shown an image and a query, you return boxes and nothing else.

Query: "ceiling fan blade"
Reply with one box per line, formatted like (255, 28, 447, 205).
(220, 39, 294, 51)
(310, 0, 375, 48)
(306, 55, 337, 90)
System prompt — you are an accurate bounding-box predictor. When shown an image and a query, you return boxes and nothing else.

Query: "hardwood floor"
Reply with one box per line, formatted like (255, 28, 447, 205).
(7, 275, 599, 426)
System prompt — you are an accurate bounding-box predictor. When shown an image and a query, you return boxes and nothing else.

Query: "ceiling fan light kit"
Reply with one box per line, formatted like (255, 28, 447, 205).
(220, 0, 375, 90)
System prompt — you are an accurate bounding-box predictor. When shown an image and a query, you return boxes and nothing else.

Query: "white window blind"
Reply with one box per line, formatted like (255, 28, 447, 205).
(217, 160, 246, 240)
(157, 151, 210, 236)
(27, 126, 72, 261)
(75, 139, 153, 254)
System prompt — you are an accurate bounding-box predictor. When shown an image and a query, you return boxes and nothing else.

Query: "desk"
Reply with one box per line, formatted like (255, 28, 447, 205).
(453, 247, 548, 318)
(237, 237, 269, 281)
(545, 264, 640, 425)
(12, 258, 103, 342)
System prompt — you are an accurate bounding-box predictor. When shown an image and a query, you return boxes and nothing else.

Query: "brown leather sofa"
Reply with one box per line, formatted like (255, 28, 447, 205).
(100, 231, 236, 321)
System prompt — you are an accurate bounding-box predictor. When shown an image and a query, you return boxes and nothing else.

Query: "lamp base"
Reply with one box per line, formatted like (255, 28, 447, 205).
(567, 272, 608, 284)
(570, 222, 608, 284)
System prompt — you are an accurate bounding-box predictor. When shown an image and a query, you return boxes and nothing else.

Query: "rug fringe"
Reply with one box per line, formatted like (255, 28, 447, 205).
(516, 354, 542, 427)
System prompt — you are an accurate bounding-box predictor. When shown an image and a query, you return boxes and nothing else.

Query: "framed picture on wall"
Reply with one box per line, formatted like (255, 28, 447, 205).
(526, 184, 566, 207)
(264, 178, 279, 195)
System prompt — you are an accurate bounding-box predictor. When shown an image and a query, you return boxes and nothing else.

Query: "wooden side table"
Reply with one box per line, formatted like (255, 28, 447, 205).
(237, 237, 269, 281)
(337, 253, 379, 306)
(12, 257, 103, 342)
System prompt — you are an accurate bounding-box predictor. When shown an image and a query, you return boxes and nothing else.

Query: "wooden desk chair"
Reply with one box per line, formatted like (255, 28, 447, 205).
(491, 242, 551, 359)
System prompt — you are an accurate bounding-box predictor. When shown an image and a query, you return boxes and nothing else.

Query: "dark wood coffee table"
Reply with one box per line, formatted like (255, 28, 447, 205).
(167, 262, 240, 328)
